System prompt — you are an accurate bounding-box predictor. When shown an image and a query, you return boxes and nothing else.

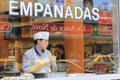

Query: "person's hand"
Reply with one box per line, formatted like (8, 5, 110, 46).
(50, 56, 56, 62)
(49, 56, 57, 72)
(51, 62, 57, 72)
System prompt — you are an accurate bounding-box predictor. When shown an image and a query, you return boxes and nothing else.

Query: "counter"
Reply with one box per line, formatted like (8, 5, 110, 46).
(35, 74, 120, 80)
(1, 72, 120, 80)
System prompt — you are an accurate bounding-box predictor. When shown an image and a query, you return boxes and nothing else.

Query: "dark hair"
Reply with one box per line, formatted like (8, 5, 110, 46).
(55, 44, 65, 59)
(47, 43, 52, 50)
(33, 39, 43, 45)
(55, 44, 64, 51)
(83, 0, 93, 7)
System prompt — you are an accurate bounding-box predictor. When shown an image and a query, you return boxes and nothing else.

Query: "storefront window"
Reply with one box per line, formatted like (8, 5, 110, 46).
(0, 0, 119, 75)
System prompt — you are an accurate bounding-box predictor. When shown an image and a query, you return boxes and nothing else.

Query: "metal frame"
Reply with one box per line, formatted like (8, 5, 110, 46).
(112, 0, 119, 73)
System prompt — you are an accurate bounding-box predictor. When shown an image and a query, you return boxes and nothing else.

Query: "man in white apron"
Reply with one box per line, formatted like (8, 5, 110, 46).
(22, 32, 57, 73)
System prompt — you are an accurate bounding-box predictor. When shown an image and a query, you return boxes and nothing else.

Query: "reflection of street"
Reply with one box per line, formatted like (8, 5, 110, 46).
(84, 54, 115, 73)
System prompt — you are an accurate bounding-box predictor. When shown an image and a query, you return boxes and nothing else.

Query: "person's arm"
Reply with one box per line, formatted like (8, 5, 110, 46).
(25, 58, 50, 73)
(23, 55, 50, 73)
(24, 62, 43, 73)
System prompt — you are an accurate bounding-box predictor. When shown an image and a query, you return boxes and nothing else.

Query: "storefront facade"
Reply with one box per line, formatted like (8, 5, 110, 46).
(0, 0, 120, 77)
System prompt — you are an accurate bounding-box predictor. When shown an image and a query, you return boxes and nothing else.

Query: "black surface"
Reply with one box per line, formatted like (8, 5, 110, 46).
(32, 73, 48, 78)
(2, 71, 20, 76)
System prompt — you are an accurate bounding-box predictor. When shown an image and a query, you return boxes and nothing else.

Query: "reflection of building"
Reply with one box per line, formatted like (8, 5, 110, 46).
(102, 1, 109, 11)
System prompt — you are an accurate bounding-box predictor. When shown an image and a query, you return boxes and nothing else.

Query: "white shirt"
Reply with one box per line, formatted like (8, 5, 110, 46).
(22, 47, 52, 73)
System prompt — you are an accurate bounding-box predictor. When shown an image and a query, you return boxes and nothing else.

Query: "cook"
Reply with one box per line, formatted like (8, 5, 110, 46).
(22, 31, 57, 73)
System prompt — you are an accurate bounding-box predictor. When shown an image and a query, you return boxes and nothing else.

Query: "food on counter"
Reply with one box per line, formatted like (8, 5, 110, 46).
(1, 73, 35, 80)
